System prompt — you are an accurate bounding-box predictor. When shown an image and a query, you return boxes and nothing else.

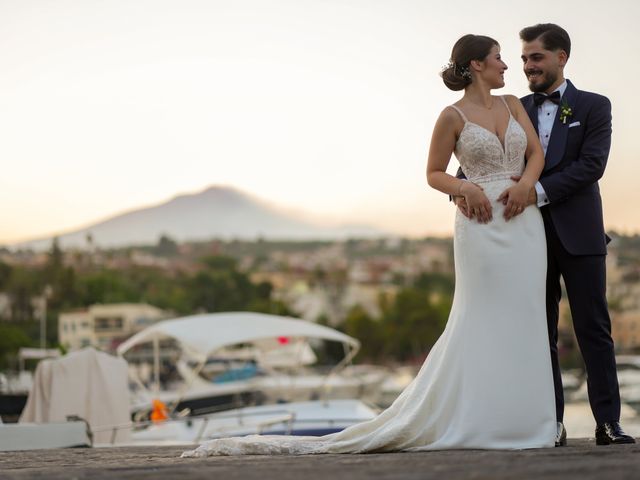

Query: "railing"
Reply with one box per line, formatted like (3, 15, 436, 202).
(91, 408, 298, 445)
(90, 406, 371, 446)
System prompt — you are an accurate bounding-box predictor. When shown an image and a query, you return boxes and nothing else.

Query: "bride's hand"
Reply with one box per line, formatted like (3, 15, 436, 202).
(460, 182, 492, 223)
(497, 181, 531, 220)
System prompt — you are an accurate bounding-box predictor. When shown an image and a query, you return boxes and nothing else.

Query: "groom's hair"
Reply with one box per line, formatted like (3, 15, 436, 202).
(519, 24, 571, 58)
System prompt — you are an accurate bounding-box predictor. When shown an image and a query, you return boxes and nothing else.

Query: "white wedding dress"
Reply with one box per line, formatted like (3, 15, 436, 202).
(182, 97, 556, 457)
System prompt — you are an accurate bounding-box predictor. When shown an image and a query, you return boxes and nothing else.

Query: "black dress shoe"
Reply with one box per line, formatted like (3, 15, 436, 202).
(595, 422, 636, 445)
(555, 422, 567, 447)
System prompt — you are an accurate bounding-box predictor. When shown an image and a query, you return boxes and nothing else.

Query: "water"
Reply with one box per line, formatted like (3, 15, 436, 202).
(379, 367, 640, 439)
(564, 401, 640, 438)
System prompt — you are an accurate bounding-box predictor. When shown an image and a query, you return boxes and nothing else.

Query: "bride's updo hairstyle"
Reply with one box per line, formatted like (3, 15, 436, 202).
(441, 34, 499, 91)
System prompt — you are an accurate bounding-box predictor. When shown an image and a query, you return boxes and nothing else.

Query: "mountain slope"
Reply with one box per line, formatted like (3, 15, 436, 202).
(14, 186, 384, 249)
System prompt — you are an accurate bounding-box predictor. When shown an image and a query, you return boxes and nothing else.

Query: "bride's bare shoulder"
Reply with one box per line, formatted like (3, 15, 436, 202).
(437, 105, 465, 126)
(501, 94, 524, 110)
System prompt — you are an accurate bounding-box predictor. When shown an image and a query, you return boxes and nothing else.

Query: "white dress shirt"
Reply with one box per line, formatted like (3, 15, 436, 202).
(535, 81, 568, 207)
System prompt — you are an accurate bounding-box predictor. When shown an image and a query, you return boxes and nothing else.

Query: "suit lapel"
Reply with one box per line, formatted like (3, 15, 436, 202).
(544, 79, 578, 171)
(524, 96, 539, 135)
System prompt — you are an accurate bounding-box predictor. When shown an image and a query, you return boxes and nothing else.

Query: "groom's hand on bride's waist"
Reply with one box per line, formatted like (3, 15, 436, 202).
(495, 176, 537, 221)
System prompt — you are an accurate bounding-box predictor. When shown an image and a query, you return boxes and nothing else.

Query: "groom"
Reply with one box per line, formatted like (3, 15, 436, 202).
(456, 23, 635, 446)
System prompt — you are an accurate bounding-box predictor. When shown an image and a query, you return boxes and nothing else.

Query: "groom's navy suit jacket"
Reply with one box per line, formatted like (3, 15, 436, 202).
(522, 79, 612, 256)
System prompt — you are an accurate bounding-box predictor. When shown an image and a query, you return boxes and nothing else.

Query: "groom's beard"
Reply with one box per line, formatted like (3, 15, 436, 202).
(527, 70, 558, 93)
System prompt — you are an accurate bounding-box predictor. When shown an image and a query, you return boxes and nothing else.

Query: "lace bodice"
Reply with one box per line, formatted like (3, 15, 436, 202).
(451, 97, 527, 183)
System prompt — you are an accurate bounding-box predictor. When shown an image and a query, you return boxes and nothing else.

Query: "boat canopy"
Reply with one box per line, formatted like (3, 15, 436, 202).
(116, 312, 360, 360)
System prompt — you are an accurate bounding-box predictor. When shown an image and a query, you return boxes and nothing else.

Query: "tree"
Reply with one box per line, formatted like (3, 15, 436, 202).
(342, 306, 383, 362)
(0, 261, 12, 290)
(0, 325, 32, 369)
(380, 287, 449, 362)
(7, 268, 39, 322)
(156, 235, 179, 257)
(45, 237, 63, 281)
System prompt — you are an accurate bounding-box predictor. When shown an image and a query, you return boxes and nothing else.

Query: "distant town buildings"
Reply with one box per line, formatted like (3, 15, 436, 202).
(58, 303, 170, 352)
(4, 234, 640, 353)
(612, 310, 640, 351)
(247, 238, 451, 325)
(554, 247, 640, 354)
(607, 248, 640, 352)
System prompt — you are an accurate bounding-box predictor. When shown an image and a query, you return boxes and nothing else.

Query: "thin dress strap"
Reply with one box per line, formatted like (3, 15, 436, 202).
(448, 105, 468, 123)
(499, 95, 512, 116)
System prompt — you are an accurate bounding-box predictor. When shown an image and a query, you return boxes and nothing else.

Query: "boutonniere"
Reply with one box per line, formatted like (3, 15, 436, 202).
(559, 99, 573, 124)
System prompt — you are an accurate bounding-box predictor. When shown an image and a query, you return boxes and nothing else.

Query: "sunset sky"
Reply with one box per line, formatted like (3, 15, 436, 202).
(1, 0, 637, 244)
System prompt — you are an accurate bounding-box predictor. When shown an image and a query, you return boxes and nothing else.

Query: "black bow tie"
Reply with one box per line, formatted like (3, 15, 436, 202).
(533, 91, 561, 106)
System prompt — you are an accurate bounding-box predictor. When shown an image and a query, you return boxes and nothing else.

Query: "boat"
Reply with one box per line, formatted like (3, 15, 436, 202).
(9, 314, 382, 448)
(0, 419, 92, 451)
(616, 359, 640, 413)
(117, 312, 387, 420)
(570, 355, 640, 413)
(0, 348, 60, 423)
(99, 398, 378, 446)
(3, 348, 131, 450)
(376, 365, 418, 407)
(109, 312, 382, 444)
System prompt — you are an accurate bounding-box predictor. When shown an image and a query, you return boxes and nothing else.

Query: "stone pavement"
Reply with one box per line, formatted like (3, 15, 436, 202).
(0, 439, 638, 480)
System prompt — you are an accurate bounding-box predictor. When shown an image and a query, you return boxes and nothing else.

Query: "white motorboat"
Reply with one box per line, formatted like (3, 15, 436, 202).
(7, 348, 131, 450)
(102, 398, 378, 446)
(118, 312, 388, 420)
(0, 420, 92, 451)
(0, 348, 59, 423)
(570, 356, 640, 412)
(253, 364, 389, 405)
(11, 337, 380, 449)
(376, 366, 418, 408)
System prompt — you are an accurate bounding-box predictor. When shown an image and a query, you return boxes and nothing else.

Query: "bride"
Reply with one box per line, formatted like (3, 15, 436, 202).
(182, 34, 556, 457)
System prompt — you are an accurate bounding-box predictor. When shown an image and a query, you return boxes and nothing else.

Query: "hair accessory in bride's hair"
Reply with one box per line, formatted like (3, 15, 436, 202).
(456, 63, 472, 80)
(441, 61, 454, 73)
(441, 61, 472, 80)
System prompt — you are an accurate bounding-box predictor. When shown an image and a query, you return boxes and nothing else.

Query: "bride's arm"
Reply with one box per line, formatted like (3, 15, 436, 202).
(497, 96, 545, 220)
(426, 107, 492, 223)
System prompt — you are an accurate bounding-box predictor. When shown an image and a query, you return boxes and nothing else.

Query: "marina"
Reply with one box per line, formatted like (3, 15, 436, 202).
(2, 312, 640, 450)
